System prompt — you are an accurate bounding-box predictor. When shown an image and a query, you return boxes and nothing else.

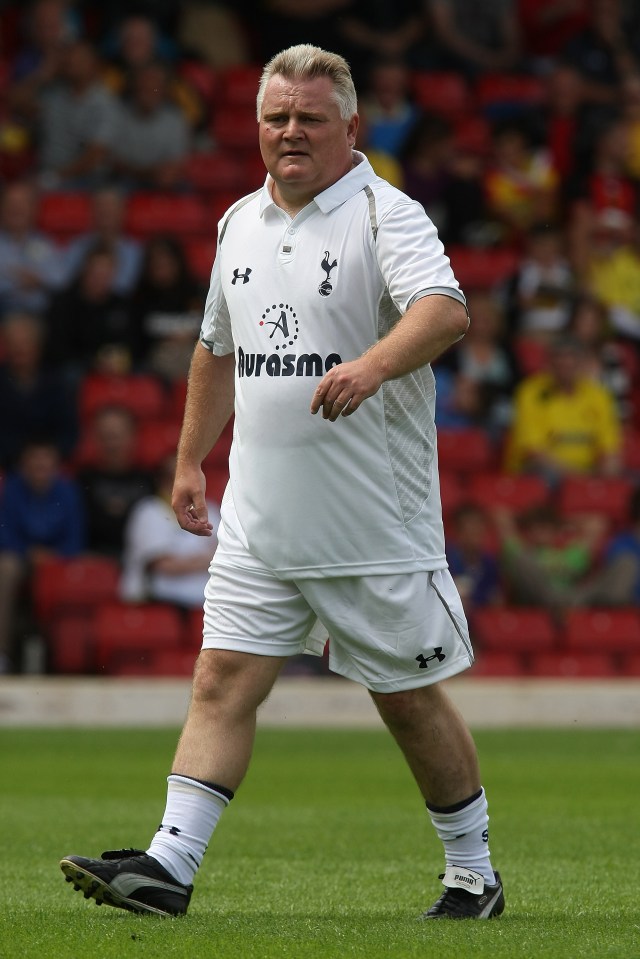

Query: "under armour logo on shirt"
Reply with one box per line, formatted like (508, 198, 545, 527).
(232, 267, 252, 285)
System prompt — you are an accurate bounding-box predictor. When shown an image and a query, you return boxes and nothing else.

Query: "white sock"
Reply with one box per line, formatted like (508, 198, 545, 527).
(426, 787, 495, 886)
(146, 775, 232, 886)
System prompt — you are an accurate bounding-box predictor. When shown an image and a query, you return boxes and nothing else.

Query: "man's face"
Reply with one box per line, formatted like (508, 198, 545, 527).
(259, 74, 357, 204)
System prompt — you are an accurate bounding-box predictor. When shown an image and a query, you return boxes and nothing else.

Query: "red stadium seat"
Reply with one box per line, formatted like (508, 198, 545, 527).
(185, 236, 217, 282)
(212, 107, 259, 151)
(49, 614, 96, 674)
(622, 430, 640, 472)
(468, 473, 549, 513)
(476, 73, 546, 113)
(453, 116, 492, 155)
(470, 650, 526, 677)
(448, 246, 520, 290)
(145, 649, 198, 677)
(557, 477, 634, 527)
(472, 607, 557, 652)
(134, 420, 181, 470)
(79, 373, 168, 424)
(439, 470, 467, 521)
(208, 190, 244, 225)
(528, 651, 618, 678)
(513, 336, 549, 376)
(564, 609, 640, 653)
(437, 428, 494, 473)
(33, 557, 121, 623)
(126, 193, 209, 237)
(620, 653, 640, 676)
(184, 150, 244, 193)
(179, 60, 220, 105)
(202, 463, 229, 506)
(217, 64, 263, 107)
(37, 192, 93, 237)
(94, 603, 184, 672)
(411, 71, 472, 118)
(186, 607, 204, 651)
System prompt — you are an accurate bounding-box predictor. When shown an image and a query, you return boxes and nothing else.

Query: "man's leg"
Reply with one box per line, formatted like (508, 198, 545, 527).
(172, 647, 287, 789)
(371, 681, 504, 919)
(61, 648, 285, 915)
(145, 648, 285, 882)
(370, 681, 480, 807)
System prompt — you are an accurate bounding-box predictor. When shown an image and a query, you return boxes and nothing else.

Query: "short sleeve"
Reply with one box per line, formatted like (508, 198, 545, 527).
(199, 251, 234, 355)
(374, 199, 465, 313)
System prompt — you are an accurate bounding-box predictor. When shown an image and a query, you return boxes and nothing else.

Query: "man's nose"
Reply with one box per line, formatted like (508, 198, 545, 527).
(282, 117, 303, 138)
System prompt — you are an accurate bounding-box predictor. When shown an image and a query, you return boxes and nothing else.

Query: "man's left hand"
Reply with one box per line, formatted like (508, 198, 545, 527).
(310, 356, 384, 422)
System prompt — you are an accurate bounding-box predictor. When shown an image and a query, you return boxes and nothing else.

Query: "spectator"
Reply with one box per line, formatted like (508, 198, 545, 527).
(400, 112, 454, 229)
(446, 503, 502, 614)
(5, 0, 76, 167)
(8, 0, 77, 117)
(0, 179, 62, 318)
(47, 244, 131, 379)
(120, 455, 219, 609)
(621, 72, 640, 179)
(574, 485, 640, 606)
(562, 0, 639, 105)
(492, 502, 605, 624)
(567, 117, 637, 249)
(37, 39, 118, 189)
(111, 61, 191, 190)
(354, 111, 404, 188)
(178, 1, 250, 70)
(513, 224, 574, 339)
(446, 289, 516, 436)
(0, 439, 84, 673)
(538, 64, 588, 185)
(58, 187, 142, 295)
(76, 406, 154, 558)
(103, 14, 204, 129)
(357, 58, 420, 158)
(439, 141, 495, 247)
(428, 0, 521, 77)
(339, 0, 425, 83)
(0, 312, 77, 469)
(518, 0, 588, 68)
(505, 333, 622, 479)
(584, 210, 640, 341)
(254, 0, 353, 67)
(484, 119, 559, 241)
(433, 366, 484, 430)
(567, 295, 634, 420)
(128, 234, 203, 381)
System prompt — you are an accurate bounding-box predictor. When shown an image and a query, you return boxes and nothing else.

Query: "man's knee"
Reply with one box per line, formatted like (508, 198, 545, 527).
(190, 648, 281, 713)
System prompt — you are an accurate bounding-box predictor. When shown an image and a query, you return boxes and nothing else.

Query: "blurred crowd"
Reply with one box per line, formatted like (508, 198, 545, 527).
(1, 0, 640, 675)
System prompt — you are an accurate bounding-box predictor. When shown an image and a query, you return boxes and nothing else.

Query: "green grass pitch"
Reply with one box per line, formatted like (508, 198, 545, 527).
(1, 725, 638, 958)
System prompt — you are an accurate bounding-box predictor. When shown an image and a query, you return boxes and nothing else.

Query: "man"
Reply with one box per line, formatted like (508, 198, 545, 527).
(0, 180, 62, 318)
(60, 44, 504, 921)
(505, 334, 621, 480)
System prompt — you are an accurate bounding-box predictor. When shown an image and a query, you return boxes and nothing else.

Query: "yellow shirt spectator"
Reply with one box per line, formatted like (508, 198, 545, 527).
(506, 370, 621, 474)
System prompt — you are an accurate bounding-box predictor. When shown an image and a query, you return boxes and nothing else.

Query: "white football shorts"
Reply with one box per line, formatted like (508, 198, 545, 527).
(202, 500, 474, 693)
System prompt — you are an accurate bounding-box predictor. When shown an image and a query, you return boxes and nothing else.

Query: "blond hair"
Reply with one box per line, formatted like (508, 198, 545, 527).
(256, 44, 357, 121)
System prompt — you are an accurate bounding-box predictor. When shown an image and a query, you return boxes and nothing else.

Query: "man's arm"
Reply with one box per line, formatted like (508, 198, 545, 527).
(172, 344, 235, 534)
(311, 293, 468, 421)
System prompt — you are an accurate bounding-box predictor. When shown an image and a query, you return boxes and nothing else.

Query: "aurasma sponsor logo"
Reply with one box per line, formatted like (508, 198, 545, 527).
(237, 346, 342, 377)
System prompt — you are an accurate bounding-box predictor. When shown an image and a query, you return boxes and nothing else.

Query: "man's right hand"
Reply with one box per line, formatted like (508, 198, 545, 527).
(172, 465, 213, 536)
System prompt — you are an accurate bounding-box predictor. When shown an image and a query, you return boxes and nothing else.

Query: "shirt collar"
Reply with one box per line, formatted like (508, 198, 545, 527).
(258, 151, 375, 217)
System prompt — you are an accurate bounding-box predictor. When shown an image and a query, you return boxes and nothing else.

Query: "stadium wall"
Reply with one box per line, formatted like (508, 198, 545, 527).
(0, 677, 638, 728)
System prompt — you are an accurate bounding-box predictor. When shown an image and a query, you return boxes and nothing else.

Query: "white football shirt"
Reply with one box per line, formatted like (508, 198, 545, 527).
(200, 152, 466, 577)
